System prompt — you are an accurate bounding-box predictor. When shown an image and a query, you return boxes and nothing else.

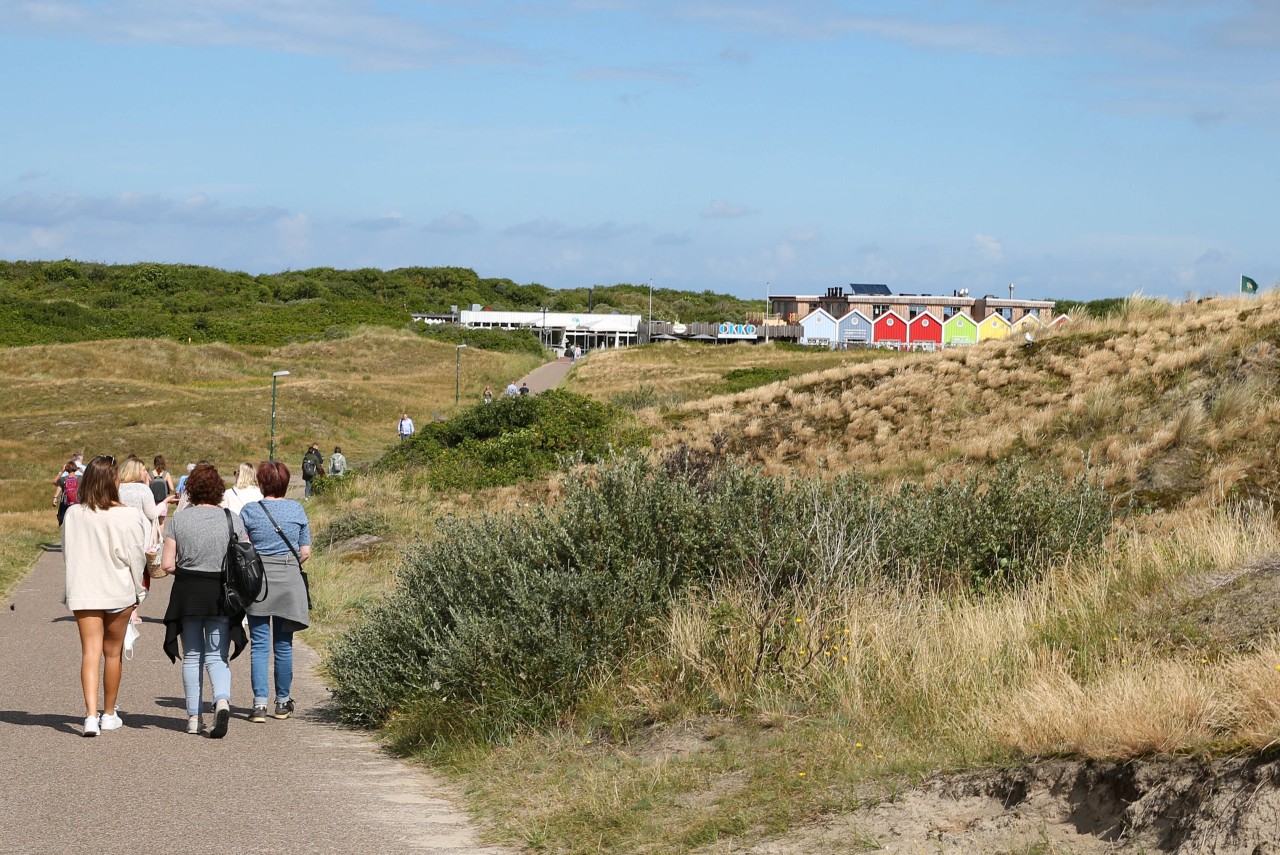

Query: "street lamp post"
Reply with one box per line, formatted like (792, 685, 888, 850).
(269, 370, 290, 461)
(540, 306, 548, 350)
(455, 343, 467, 404)
(764, 281, 770, 344)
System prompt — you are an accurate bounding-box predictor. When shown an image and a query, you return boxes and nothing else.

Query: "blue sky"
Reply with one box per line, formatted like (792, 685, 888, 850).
(1, 1, 1277, 302)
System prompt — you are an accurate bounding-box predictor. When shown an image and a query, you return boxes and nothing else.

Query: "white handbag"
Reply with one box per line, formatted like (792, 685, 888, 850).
(124, 621, 140, 660)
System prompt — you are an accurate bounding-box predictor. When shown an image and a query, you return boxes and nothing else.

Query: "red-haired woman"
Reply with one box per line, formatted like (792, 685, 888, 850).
(238, 461, 311, 723)
(161, 463, 249, 738)
(62, 456, 148, 736)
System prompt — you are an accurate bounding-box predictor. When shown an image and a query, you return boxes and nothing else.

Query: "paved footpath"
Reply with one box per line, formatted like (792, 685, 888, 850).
(0, 549, 512, 855)
(514, 357, 573, 394)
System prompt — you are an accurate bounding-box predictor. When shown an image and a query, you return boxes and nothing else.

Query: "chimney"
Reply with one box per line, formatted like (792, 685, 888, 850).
(1008, 282, 1015, 299)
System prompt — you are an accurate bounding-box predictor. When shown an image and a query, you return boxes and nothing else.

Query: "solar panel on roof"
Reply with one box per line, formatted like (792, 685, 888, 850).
(848, 283, 892, 296)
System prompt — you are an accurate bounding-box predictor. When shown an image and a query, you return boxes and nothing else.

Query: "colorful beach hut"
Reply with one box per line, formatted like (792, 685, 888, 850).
(798, 308, 839, 348)
(1012, 313, 1044, 335)
(872, 310, 907, 347)
(1049, 314, 1072, 329)
(907, 311, 942, 349)
(837, 309, 873, 346)
(942, 311, 977, 346)
(976, 313, 1012, 342)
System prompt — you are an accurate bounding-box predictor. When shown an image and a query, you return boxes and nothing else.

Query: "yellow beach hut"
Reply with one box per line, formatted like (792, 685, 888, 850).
(976, 313, 1012, 342)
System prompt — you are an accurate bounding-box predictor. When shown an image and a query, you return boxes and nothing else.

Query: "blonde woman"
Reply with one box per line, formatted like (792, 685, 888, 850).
(223, 463, 263, 515)
(118, 457, 160, 547)
(63, 456, 148, 736)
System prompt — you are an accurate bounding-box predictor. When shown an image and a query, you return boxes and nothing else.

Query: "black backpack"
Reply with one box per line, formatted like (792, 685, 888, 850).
(219, 510, 267, 614)
(302, 455, 318, 480)
(149, 474, 168, 504)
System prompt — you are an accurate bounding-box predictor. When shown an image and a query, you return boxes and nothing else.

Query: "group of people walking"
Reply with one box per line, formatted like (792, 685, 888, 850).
(60, 453, 312, 738)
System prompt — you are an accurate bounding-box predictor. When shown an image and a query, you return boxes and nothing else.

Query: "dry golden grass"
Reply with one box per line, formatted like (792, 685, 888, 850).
(566, 341, 905, 407)
(0, 327, 543, 513)
(647, 293, 1280, 511)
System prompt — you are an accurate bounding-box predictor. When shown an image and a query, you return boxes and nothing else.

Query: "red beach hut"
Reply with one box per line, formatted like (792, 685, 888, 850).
(872, 310, 907, 347)
(907, 311, 943, 348)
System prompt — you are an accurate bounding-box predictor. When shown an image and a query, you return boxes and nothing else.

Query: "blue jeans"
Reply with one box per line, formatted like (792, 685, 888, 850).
(181, 617, 231, 716)
(248, 614, 295, 706)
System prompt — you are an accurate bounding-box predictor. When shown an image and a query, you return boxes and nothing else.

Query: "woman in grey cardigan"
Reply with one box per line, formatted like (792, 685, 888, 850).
(237, 460, 311, 723)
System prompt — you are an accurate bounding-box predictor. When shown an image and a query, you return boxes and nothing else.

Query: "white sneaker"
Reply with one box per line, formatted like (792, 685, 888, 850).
(99, 711, 123, 731)
(210, 699, 230, 739)
(187, 714, 202, 735)
(83, 716, 100, 737)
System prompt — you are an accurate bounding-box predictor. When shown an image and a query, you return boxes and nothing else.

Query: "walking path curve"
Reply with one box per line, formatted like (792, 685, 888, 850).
(514, 356, 573, 394)
(0, 548, 512, 855)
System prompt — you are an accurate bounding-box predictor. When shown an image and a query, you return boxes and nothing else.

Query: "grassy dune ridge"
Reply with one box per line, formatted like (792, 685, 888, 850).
(648, 295, 1280, 509)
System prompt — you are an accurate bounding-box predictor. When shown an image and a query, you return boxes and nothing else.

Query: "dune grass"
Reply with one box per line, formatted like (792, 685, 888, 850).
(0, 327, 544, 514)
(566, 341, 906, 410)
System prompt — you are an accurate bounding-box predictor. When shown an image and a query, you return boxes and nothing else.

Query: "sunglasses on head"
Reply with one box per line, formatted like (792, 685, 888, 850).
(92, 455, 116, 466)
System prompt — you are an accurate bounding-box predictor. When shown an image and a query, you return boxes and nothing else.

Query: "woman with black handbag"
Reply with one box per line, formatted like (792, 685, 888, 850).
(161, 463, 249, 738)
(238, 461, 312, 724)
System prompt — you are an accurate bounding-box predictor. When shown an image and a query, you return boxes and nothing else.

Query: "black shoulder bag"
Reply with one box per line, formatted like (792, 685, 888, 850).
(257, 501, 311, 610)
(220, 509, 268, 613)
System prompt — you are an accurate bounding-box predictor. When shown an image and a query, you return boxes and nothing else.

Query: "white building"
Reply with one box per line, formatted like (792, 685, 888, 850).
(450, 310, 643, 352)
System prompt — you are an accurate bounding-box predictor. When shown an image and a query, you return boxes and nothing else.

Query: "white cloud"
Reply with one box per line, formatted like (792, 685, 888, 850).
(702, 200, 756, 219)
(972, 233, 1003, 262)
(424, 211, 480, 234)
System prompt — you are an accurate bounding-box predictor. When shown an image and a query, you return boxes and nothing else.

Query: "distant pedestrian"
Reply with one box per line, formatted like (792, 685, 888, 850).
(175, 462, 195, 497)
(150, 455, 176, 532)
(174, 461, 207, 514)
(506, 382, 519, 398)
(52, 461, 79, 526)
(519, 382, 530, 396)
(301, 444, 323, 498)
(482, 386, 494, 404)
(161, 463, 247, 738)
(328, 446, 348, 477)
(239, 461, 311, 724)
(398, 412, 415, 442)
(223, 462, 264, 515)
(62, 455, 147, 737)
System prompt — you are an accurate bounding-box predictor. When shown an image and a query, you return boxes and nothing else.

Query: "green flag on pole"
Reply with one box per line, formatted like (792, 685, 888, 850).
(1242, 275, 1259, 294)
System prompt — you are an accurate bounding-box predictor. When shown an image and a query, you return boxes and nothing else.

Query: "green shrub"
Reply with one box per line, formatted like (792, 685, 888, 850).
(375, 389, 647, 490)
(722, 366, 791, 393)
(325, 455, 1111, 735)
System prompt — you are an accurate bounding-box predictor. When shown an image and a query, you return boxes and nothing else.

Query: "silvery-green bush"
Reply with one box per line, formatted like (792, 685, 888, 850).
(325, 454, 1109, 735)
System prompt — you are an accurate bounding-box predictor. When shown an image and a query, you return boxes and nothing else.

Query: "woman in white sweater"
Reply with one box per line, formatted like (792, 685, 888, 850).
(63, 456, 148, 737)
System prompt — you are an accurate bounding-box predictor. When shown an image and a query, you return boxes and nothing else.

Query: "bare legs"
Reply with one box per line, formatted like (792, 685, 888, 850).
(74, 608, 134, 718)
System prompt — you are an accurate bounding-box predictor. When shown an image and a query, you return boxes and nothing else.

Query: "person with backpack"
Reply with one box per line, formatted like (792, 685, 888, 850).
(150, 455, 175, 532)
(301, 444, 323, 498)
(327, 446, 348, 478)
(238, 461, 311, 723)
(53, 461, 79, 526)
(160, 463, 249, 738)
(398, 412, 414, 442)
